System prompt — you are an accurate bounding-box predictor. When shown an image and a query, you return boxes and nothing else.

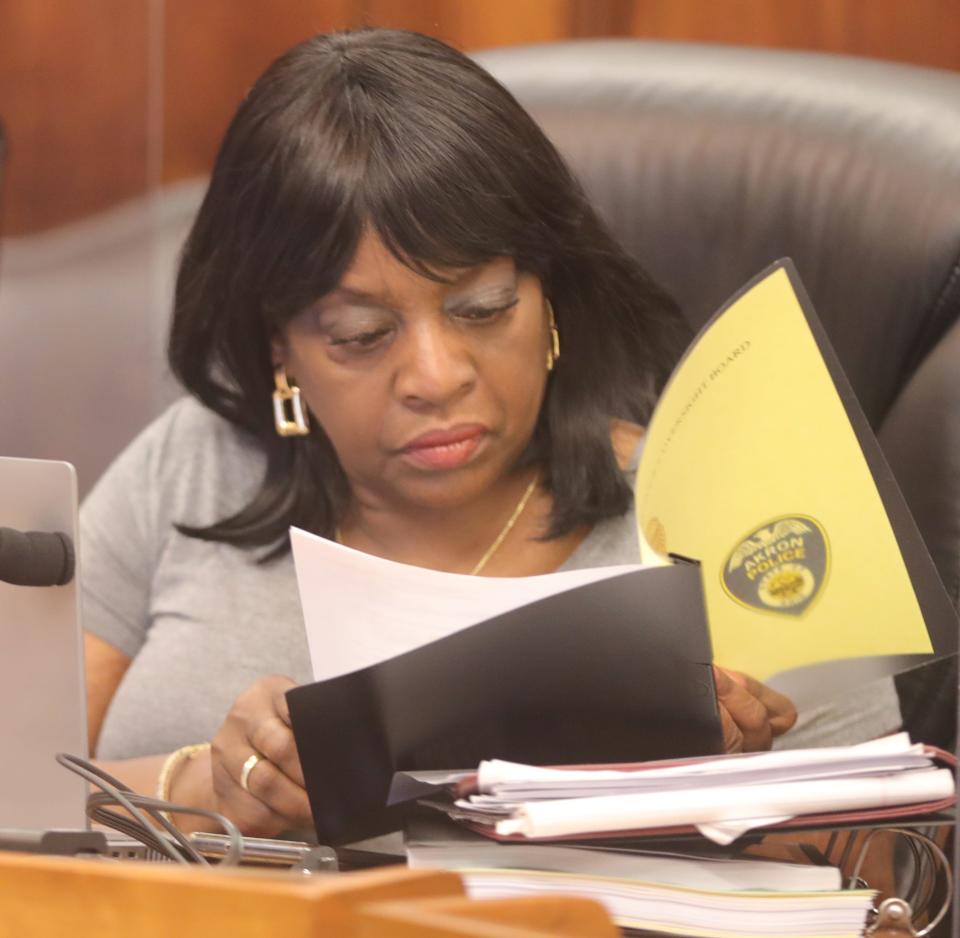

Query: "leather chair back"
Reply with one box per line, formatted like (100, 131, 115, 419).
(477, 41, 960, 607)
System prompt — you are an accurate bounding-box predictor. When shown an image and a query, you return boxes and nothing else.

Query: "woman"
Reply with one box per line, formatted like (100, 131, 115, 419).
(82, 28, 797, 838)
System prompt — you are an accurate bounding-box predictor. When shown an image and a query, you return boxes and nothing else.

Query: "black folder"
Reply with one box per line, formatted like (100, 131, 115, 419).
(286, 563, 722, 844)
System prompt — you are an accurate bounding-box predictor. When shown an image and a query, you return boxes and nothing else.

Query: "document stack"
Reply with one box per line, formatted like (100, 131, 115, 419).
(404, 734, 956, 937)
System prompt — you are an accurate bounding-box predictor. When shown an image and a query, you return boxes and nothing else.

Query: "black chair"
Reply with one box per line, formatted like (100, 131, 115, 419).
(477, 40, 960, 745)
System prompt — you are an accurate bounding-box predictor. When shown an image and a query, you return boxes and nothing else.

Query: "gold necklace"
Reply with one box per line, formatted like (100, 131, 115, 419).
(335, 475, 539, 576)
(469, 475, 539, 576)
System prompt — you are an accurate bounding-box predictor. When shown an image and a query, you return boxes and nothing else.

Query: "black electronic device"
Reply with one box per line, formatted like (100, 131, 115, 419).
(0, 828, 107, 857)
(0, 527, 75, 587)
(0, 458, 88, 831)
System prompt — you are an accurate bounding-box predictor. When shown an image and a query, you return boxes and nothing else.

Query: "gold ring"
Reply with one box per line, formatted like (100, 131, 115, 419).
(240, 753, 263, 793)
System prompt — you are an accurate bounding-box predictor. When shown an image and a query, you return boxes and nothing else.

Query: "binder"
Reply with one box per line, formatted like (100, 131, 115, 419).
(401, 794, 955, 937)
(400, 744, 956, 845)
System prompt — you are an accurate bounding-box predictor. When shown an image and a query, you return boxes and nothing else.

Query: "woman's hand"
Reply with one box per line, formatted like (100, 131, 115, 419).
(715, 666, 797, 752)
(206, 674, 312, 837)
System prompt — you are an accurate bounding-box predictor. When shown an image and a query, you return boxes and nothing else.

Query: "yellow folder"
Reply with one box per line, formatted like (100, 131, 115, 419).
(634, 262, 954, 681)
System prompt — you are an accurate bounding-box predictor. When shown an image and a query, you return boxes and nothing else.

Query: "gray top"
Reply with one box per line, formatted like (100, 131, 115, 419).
(82, 397, 900, 759)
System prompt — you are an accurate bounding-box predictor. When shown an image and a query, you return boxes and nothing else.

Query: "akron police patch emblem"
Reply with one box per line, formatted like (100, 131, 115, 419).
(721, 515, 830, 617)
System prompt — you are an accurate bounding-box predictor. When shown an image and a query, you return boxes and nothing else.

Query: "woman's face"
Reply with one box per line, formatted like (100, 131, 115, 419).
(275, 230, 552, 513)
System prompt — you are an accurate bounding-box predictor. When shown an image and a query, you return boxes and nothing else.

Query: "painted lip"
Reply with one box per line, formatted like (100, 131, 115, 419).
(399, 424, 488, 470)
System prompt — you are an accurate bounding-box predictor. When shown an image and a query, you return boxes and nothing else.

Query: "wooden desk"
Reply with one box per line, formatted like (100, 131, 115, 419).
(0, 851, 618, 938)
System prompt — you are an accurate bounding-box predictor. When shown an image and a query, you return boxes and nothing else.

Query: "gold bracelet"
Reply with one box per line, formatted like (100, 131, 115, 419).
(156, 742, 211, 805)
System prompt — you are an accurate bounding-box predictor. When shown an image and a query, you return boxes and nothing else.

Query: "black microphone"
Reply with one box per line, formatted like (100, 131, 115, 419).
(0, 527, 75, 586)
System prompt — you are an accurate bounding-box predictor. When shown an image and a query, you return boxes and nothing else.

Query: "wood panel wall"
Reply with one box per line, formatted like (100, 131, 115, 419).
(2, 0, 958, 236)
(0, 0, 152, 235)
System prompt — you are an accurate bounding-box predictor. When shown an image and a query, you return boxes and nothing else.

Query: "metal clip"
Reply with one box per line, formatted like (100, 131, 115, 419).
(853, 828, 952, 938)
(867, 898, 917, 937)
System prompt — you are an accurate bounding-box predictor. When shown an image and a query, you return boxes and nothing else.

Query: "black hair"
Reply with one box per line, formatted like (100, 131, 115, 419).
(168, 27, 687, 554)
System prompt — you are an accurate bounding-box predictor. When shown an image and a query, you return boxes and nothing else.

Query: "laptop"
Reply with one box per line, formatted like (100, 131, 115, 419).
(0, 457, 88, 830)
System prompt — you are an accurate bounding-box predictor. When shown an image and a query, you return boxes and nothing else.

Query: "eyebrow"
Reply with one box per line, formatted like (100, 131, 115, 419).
(322, 286, 390, 307)
(327, 263, 516, 308)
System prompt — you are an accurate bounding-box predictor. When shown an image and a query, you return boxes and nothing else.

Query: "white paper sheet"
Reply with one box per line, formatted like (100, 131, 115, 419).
(475, 733, 929, 796)
(494, 768, 956, 844)
(290, 526, 647, 681)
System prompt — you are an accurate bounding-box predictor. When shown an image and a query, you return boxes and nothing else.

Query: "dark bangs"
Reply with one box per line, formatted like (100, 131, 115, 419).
(168, 28, 688, 553)
(260, 28, 569, 308)
(349, 55, 563, 283)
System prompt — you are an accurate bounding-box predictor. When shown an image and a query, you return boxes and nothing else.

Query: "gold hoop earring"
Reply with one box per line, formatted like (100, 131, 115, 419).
(272, 366, 310, 437)
(546, 300, 561, 372)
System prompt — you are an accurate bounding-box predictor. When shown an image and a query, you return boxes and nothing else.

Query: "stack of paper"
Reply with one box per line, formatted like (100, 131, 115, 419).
(407, 834, 873, 937)
(408, 841, 845, 892)
(448, 734, 954, 844)
(404, 735, 955, 936)
(459, 869, 874, 938)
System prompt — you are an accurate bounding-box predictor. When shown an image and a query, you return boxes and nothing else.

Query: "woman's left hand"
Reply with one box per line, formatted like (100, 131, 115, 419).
(714, 665, 797, 752)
